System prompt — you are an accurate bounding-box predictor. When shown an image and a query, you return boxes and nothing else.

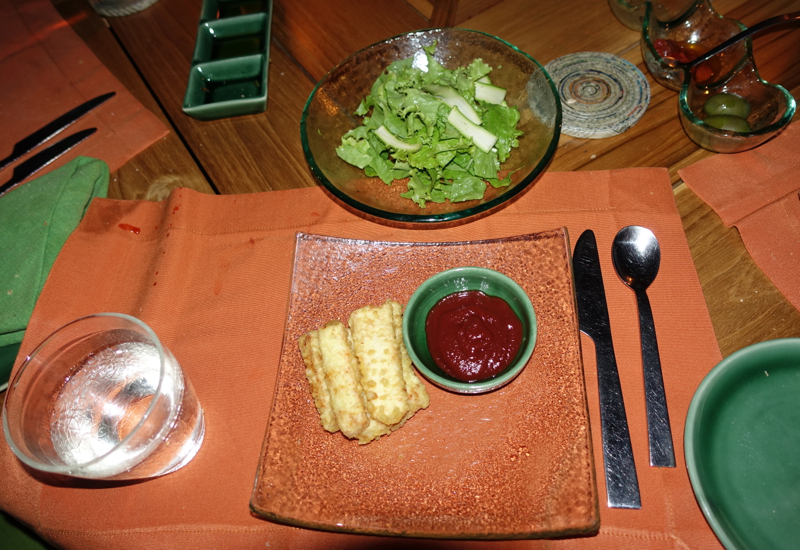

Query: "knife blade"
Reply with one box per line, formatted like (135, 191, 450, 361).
(573, 229, 641, 509)
(0, 128, 97, 197)
(0, 92, 115, 172)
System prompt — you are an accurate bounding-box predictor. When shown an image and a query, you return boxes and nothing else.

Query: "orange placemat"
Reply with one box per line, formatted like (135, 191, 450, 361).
(679, 122, 800, 311)
(0, 168, 724, 550)
(0, 0, 168, 181)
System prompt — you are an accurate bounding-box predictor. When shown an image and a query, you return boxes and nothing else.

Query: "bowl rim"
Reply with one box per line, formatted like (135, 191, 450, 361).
(402, 266, 537, 394)
(299, 27, 562, 224)
(608, 0, 648, 31)
(642, 0, 712, 31)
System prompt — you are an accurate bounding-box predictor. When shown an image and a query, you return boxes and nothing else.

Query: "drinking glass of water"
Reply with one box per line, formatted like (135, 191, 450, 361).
(2, 313, 205, 481)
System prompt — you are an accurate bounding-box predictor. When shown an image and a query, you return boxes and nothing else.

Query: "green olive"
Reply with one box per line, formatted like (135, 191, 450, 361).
(703, 115, 752, 133)
(703, 93, 751, 118)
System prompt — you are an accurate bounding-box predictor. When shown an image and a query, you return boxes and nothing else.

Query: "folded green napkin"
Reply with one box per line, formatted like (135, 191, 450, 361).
(0, 157, 109, 384)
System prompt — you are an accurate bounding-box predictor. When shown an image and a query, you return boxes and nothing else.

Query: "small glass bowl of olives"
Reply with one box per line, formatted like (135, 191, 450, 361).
(678, 53, 796, 153)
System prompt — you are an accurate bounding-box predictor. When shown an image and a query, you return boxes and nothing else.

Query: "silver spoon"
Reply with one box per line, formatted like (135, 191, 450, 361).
(661, 10, 800, 69)
(612, 226, 675, 468)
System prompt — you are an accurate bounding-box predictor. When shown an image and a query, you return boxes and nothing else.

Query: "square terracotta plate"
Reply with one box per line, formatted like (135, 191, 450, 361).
(250, 229, 599, 539)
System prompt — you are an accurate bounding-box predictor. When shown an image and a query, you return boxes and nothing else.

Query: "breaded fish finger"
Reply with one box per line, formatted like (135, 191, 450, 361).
(391, 300, 430, 415)
(299, 330, 339, 433)
(356, 418, 392, 445)
(390, 300, 429, 431)
(317, 320, 369, 438)
(349, 302, 409, 425)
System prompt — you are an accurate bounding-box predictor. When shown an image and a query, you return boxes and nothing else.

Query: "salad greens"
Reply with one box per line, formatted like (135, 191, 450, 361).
(335, 43, 524, 208)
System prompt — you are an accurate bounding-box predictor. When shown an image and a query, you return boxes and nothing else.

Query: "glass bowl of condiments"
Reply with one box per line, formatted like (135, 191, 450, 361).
(678, 54, 796, 153)
(609, 0, 747, 90)
(403, 267, 537, 395)
(640, 0, 747, 92)
(610, 0, 796, 153)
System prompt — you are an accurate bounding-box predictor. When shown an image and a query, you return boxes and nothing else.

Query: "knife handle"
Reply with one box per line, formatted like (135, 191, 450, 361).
(636, 291, 676, 468)
(595, 337, 642, 509)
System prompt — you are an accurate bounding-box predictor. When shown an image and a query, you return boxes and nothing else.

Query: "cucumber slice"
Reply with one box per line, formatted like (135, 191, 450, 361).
(475, 81, 506, 104)
(423, 83, 482, 124)
(447, 106, 498, 153)
(374, 125, 421, 152)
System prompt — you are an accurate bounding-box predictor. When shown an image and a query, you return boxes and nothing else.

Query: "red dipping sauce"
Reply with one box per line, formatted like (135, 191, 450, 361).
(425, 290, 523, 382)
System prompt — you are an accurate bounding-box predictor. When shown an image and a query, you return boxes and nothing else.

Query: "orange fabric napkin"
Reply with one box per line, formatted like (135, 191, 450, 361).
(0, 168, 724, 550)
(679, 122, 800, 311)
(0, 0, 168, 181)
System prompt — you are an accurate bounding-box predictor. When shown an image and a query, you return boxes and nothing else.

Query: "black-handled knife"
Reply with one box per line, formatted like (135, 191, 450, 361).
(0, 91, 114, 172)
(0, 128, 97, 197)
(573, 229, 641, 509)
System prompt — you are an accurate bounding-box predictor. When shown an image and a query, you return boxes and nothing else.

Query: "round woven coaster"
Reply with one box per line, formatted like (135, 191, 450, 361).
(545, 52, 650, 139)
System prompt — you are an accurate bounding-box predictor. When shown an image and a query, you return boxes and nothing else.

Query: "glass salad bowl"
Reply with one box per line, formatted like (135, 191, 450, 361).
(299, 28, 561, 226)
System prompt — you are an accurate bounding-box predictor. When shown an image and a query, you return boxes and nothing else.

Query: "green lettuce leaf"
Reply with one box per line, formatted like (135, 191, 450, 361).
(336, 42, 524, 207)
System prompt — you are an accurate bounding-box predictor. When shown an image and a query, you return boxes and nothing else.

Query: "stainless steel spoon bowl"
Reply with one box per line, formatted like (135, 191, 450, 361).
(612, 226, 660, 290)
(612, 226, 675, 468)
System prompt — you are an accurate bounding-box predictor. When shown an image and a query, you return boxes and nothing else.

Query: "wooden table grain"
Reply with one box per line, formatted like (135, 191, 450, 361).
(53, 0, 800, 358)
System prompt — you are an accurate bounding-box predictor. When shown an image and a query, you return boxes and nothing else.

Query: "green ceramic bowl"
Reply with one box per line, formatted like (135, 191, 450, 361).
(685, 338, 800, 550)
(403, 267, 536, 394)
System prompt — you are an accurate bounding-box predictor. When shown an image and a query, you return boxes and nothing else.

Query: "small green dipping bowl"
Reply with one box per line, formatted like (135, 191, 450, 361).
(403, 267, 537, 394)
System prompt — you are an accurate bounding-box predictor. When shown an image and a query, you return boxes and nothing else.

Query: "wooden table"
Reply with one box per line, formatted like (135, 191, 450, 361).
(53, 0, 800, 358)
